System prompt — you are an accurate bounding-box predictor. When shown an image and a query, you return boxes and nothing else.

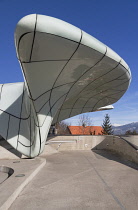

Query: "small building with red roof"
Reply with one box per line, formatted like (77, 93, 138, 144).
(68, 126, 103, 135)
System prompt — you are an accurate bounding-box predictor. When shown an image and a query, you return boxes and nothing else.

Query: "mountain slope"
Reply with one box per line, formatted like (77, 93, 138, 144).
(113, 122, 138, 135)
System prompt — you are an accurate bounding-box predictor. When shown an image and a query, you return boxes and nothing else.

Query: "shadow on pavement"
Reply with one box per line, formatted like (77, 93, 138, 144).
(0, 138, 22, 158)
(92, 149, 138, 171)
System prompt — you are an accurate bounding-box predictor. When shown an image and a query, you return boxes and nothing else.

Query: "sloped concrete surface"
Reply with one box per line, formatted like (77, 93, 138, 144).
(9, 151, 138, 210)
(0, 166, 14, 184)
(121, 136, 138, 149)
(0, 157, 46, 210)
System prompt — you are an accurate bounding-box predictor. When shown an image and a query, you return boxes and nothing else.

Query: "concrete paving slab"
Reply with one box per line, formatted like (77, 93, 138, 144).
(9, 151, 138, 210)
(0, 172, 8, 184)
(0, 157, 46, 210)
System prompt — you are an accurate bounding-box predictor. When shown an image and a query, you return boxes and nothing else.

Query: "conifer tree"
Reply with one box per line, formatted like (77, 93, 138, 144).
(102, 114, 113, 135)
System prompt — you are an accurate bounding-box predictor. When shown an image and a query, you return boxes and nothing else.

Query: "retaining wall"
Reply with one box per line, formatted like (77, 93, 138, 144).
(0, 135, 138, 163)
(47, 135, 138, 164)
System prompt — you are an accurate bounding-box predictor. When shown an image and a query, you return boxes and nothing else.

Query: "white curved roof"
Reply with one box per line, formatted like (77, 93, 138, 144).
(0, 14, 131, 157)
(15, 14, 131, 124)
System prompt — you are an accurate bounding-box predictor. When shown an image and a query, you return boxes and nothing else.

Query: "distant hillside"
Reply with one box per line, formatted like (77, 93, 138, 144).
(113, 122, 138, 135)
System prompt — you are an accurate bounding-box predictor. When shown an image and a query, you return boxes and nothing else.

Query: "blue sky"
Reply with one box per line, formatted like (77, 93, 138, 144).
(0, 0, 138, 126)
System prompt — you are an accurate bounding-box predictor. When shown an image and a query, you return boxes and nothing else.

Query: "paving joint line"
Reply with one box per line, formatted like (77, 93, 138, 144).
(82, 153, 126, 210)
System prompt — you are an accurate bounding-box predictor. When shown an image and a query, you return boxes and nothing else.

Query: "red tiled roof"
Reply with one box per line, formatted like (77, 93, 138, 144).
(68, 126, 103, 135)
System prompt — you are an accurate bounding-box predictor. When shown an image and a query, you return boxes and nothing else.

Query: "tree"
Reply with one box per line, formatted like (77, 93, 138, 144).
(125, 130, 132, 135)
(78, 114, 93, 135)
(55, 121, 70, 135)
(125, 129, 138, 135)
(132, 130, 138, 135)
(102, 114, 113, 135)
(78, 114, 92, 127)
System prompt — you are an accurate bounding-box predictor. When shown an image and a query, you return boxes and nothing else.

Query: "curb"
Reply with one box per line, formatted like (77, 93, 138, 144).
(0, 158, 46, 210)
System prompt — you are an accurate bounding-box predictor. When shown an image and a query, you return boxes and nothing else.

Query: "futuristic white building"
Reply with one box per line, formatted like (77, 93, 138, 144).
(0, 14, 131, 157)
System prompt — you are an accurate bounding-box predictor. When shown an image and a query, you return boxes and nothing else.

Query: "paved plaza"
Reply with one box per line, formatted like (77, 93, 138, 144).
(8, 150, 138, 210)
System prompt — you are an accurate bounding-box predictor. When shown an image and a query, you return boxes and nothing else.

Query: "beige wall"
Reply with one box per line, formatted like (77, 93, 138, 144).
(47, 135, 138, 164)
(0, 135, 138, 164)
